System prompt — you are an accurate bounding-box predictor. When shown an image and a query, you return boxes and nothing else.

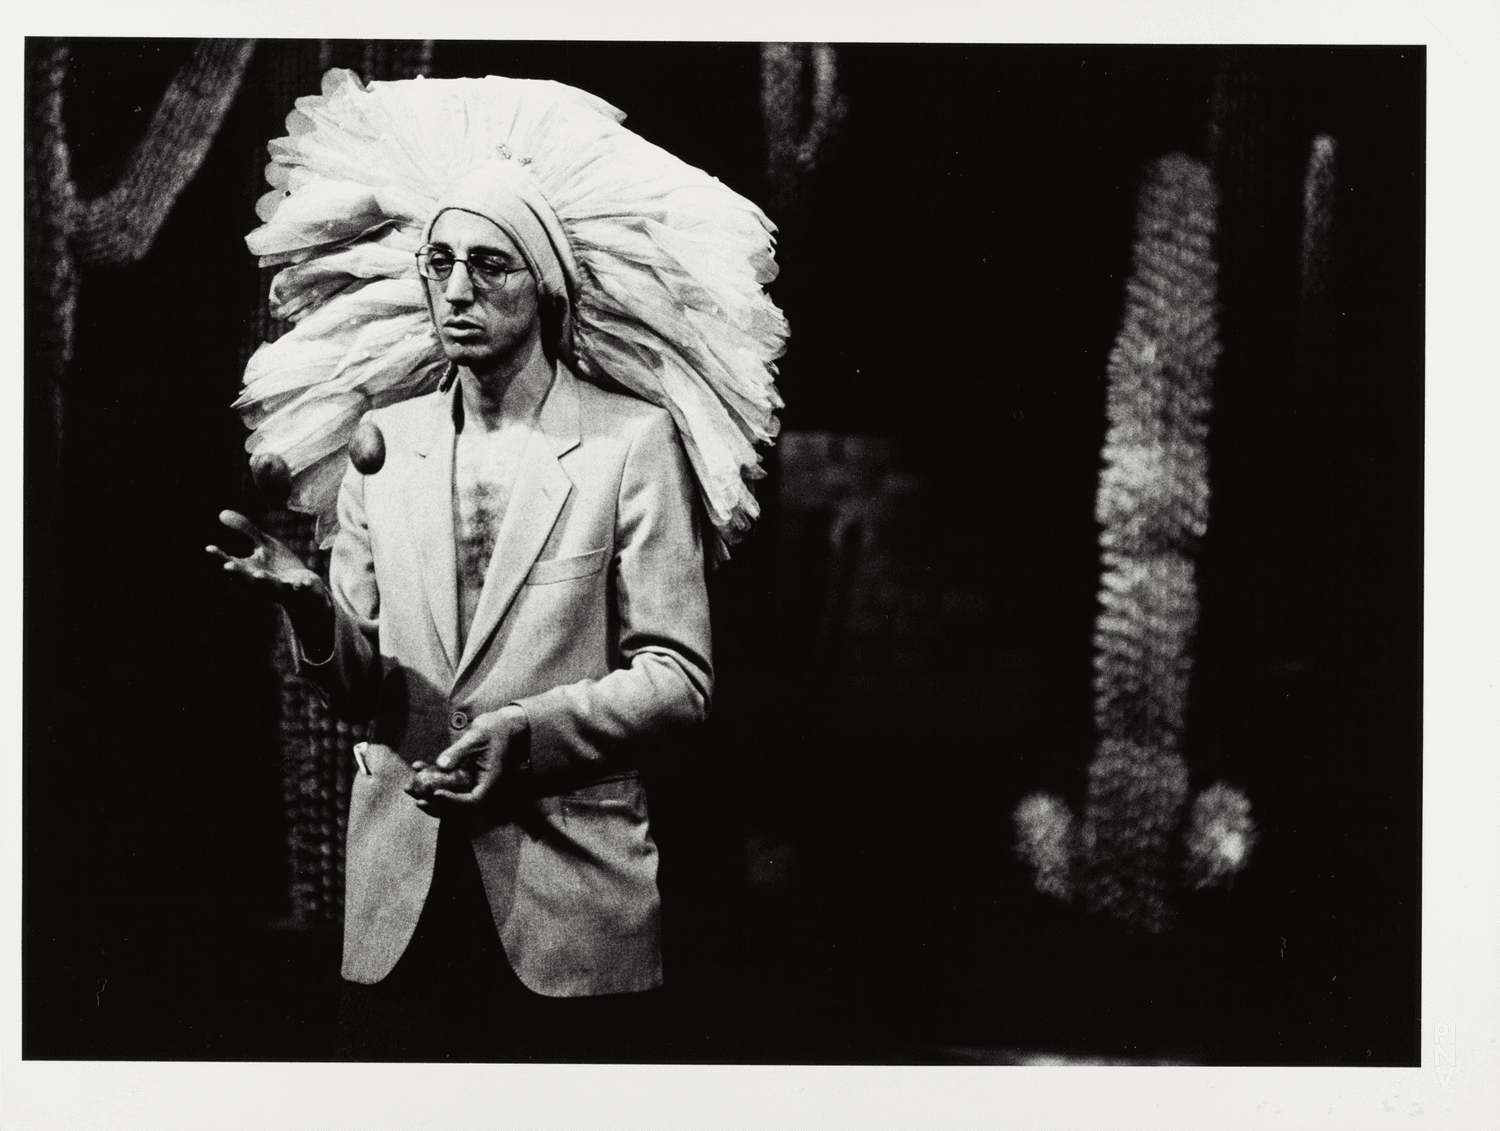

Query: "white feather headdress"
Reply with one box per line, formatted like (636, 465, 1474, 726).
(237, 68, 787, 557)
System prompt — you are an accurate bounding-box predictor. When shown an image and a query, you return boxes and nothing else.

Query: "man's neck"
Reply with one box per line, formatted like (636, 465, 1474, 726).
(457, 335, 553, 433)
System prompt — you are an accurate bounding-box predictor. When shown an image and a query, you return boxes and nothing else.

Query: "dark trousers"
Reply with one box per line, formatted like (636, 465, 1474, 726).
(333, 820, 663, 1062)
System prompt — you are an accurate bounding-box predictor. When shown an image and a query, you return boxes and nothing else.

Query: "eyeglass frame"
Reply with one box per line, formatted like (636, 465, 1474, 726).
(415, 244, 530, 293)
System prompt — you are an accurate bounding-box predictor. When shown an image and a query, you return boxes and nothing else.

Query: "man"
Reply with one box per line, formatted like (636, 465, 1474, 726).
(210, 163, 715, 1061)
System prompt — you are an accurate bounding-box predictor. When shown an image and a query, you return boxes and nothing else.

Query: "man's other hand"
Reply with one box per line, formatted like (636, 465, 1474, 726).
(405, 706, 528, 814)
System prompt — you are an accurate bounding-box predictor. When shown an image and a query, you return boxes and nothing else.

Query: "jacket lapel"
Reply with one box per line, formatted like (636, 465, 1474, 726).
(406, 393, 461, 674)
(452, 365, 581, 689)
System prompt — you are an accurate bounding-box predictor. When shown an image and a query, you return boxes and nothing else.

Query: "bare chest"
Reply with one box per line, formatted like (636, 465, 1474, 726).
(453, 424, 531, 603)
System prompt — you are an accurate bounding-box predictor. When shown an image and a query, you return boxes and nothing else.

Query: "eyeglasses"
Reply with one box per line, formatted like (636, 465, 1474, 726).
(415, 245, 527, 292)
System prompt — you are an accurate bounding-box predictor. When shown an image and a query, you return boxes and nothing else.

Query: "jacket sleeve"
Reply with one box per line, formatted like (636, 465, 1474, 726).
(292, 461, 384, 722)
(515, 409, 714, 787)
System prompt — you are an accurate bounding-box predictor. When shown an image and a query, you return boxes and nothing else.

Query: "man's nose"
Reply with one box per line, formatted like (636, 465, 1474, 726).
(443, 262, 475, 303)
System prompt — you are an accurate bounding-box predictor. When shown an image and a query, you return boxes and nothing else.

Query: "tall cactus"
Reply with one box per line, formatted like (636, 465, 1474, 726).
(1015, 153, 1255, 931)
(25, 39, 255, 516)
(761, 43, 847, 221)
(1301, 135, 1337, 299)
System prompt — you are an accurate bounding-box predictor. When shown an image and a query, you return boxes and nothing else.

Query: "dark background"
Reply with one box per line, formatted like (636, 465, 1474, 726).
(24, 41, 1423, 1064)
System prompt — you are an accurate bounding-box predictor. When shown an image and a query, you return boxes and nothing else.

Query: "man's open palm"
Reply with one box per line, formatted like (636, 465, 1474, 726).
(206, 510, 334, 656)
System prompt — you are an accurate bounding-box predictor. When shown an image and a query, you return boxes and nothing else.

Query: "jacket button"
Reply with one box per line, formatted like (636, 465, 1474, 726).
(450, 710, 469, 730)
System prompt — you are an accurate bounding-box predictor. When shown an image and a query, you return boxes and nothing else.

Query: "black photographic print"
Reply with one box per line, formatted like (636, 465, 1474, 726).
(15, 15, 1490, 1131)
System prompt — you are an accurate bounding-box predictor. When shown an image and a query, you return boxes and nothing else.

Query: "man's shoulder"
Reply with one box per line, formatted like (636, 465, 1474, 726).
(573, 374, 672, 443)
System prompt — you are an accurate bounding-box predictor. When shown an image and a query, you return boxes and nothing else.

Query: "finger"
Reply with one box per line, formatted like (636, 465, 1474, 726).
(218, 557, 262, 580)
(218, 558, 272, 585)
(410, 792, 456, 816)
(431, 788, 479, 806)
(215, 553, 275, 581)
(208, 545, 261, 569)
(218, 510, 267, 548)
(434, 745, 472, 772)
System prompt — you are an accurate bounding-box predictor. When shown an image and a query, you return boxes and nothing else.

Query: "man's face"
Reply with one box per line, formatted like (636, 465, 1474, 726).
(424, 209, 541, 374)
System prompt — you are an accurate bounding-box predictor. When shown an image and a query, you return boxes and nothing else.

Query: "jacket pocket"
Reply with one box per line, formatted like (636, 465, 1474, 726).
(524, 546, 608, 585)
(555, 773, 647, 822)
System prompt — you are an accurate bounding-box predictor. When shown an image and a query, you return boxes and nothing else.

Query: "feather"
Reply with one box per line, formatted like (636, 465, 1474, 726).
(236, 69, 785, 553)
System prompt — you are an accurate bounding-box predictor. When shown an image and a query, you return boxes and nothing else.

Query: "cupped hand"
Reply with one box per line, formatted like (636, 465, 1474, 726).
(404, 707, 528, 816)
(207, 510, 321, 594)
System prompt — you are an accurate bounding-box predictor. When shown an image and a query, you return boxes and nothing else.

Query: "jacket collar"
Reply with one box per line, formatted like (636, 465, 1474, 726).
(406, 363, 583, 686)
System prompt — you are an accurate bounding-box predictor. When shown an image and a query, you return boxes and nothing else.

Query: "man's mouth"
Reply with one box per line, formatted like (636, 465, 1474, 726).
(443, 321, 484, 336)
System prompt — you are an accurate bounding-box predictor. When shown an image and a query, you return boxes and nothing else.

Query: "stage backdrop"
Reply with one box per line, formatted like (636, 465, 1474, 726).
(24, 40, 1422, 1064)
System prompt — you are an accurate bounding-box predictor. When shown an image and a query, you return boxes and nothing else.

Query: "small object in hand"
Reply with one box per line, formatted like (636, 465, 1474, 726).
(353, 742, 372, 776)
(409, 762, 475, 796)
(349, 419, 386, 475)
(250, 450, 293, 508)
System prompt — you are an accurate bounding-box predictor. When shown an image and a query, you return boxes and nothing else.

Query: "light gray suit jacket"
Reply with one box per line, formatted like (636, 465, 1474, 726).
(300, 363, 713, 996)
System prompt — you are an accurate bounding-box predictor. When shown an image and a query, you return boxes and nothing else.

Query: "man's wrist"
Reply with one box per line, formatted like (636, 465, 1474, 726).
(287, 585, 336, 664)
(500, 704, 532, 783)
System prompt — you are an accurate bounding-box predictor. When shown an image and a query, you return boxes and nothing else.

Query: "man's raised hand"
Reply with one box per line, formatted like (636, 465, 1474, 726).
(206, 510, 334, 657)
